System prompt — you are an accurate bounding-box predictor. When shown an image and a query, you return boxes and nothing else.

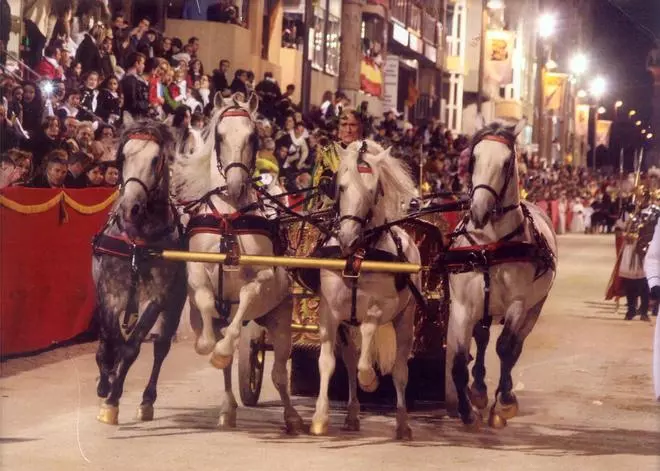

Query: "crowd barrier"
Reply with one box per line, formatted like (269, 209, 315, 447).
(0, 187, 117, 356)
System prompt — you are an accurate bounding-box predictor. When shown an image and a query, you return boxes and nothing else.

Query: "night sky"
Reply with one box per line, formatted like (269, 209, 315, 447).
(591, 0, 657, 169)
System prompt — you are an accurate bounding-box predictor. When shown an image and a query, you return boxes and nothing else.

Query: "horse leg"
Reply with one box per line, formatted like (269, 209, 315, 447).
(95, 312, 114, 399)
(494, 298, 543, 421)
(392, 302, 415, 441)
(211, 268, 286, 369)
(469, 318, 492, 410)
(218, 362, 239, 428)
(262, 297, 304, 434)
(310, 298, 338, 436)
(188, 262, 218, 355)
(138, 288, 185, 421)
(337, 324, 360, 431)
(97, 302, 162, 425)
(357, 308, 381, 393)
(447, 298, 481, 429)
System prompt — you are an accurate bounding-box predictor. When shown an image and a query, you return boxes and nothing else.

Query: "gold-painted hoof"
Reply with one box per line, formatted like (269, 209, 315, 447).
(217, 411, 237, 429)
(498, 399, 519, 420)
(488, 410, 507, 429)
(341, 416, 360, 432)
(97, 404, 119, 425)
(209, 354, 233, 370)
(136, 404, 154, 421)
(358, 370, 379, 393)
(469, 385, 488, 410)
(309, 419, 329, 436)
(395, 425, 413, 441)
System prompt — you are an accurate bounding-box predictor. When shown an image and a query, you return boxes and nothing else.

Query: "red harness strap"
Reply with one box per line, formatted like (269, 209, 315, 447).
(93, 233, 149, 259)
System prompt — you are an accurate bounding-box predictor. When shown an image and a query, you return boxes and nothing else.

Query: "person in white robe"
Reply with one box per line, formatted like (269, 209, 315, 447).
(643, 219, 660, 401)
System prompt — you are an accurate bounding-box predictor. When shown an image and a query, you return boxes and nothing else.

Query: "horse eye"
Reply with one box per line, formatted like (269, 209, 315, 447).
(151, 156, 159, 167)
(338, 185, 345, 193)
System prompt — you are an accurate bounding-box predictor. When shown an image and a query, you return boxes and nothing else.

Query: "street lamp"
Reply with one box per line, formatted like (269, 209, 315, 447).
(648, 133, 654, 140)
(577, 89, 587, 98)
(569, 53, 588, 76)
(589, 76, 606, 98)
(635, 120, 642, 126)
(629, 109, 637, 117)
(615, 100, 623, 109)
(539, 13, 557, 39)
(598, 106, 606, 114)
(588, 76, 606, 171)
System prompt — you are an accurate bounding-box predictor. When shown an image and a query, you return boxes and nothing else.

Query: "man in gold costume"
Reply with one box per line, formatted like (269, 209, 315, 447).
(307, 108, 363, 211)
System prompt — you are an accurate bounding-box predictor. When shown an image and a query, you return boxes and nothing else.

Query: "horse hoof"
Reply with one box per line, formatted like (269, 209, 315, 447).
(463, 410, 482, 432)
(285, 416, 305, 435)
(309, 419, 329, 436)
(341, 416, 360, 432)
(396, 425, 413, 441)
(209, 354, 233, 370)
(357, 369, 379, 393)
(488, 409, 507, 429)
(97, 404, 119, 425)
(136, 404, 154, 421)
(218, 411, 237, 429)
(469, 385, 488, 410)
(195, 338, 215, 355)
(498, 397, 519, 420)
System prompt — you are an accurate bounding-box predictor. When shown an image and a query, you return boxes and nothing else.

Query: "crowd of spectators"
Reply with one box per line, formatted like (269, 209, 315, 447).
(1, 9, 633, 240)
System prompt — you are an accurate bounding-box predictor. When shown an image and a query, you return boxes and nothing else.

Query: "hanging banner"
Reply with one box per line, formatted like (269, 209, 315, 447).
(484, 30, 515, 85)
(382, 55, 399, 113)
(360, 56, 383, 97)
(543, 72, 569, 113)
(596, 119, 613, 148)
(575, 104, 590, 137)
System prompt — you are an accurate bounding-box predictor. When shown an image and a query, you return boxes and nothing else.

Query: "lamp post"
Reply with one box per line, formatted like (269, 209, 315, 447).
(534, 13, 557, 159)
(589, 76, 606, 171)
(569, 52, 588, 166)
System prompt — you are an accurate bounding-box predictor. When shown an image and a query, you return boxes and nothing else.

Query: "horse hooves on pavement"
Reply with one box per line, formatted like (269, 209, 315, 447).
(136, 404, 154, 421)
(209, 354, 233, 370)
(497, 398, 519, 420)
(309, 419, 329, 436)
(97, 404, 119, 425)
(217, 411, 237, 429)
(341, 416, 360, 432)
(395, 425, 413, 441)
(469, 385, 489, 410)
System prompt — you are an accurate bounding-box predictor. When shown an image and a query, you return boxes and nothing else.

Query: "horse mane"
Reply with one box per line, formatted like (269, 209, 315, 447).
(170, 109, 222, 202)
(116, 120, 175, 167)
(468, 121, 517, 161)
(342, 139, 418, 222)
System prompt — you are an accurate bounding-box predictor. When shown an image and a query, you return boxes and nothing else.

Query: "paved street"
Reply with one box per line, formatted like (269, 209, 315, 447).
(1, 234, 658, 471)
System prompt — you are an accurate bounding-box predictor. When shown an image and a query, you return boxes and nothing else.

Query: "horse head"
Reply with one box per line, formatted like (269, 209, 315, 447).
(469, 118, 526, 229)
(213, 91, 259, 205)
(335, 140, 416, 256)
(116, 121, 175, 237)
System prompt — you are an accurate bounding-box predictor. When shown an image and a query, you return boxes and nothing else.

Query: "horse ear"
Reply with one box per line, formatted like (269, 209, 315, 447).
(474, 113, 486, 131)
(512, 118, 527, 137)
(213, 91, 224, 109)
(375, 146, 391, 162)
(248, 92, 259, 116)
(336, 144, 349, 161)
(122, 111, 134, 127)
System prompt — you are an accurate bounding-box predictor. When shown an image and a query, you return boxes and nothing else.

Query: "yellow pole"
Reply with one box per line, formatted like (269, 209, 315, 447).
(156, 250, 421, 274)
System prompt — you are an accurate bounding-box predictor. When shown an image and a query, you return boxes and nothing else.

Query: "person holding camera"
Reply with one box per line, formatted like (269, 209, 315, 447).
(643, 218, 660, 401)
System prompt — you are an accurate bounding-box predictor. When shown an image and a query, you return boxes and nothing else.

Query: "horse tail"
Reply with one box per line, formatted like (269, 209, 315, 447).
(374, 322, 397, 375)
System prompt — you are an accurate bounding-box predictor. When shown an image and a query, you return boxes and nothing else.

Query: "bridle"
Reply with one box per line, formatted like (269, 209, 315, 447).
(337, 142, 384, 231)
(119, 132, 166, 199)
(468, 132, 519, 219)
(213, 106, 257, 180)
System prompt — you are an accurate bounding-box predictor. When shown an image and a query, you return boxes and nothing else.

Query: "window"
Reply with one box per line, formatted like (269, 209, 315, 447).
(422, 11, 436, 43)
(408, 3, 422, 33)
(310, 0, 342, 76)
(392, 0, 408, 24)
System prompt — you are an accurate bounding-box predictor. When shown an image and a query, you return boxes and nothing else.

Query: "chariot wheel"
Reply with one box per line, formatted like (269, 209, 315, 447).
(238, 328, 266, 406)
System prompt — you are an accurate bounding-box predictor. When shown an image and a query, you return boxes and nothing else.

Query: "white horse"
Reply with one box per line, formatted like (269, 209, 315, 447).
(309, 140, 421, 440)
(445, 119, 558, 429)
(171, 92, 302, 432)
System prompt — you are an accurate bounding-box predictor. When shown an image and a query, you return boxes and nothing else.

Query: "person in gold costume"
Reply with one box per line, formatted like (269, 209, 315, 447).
(307, 108, 363, 211)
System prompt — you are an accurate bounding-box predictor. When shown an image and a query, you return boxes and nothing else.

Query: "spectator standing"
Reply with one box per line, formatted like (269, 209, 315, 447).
(212, 59, 230, 95)
(120, 52, 149, 119)
(35, 44, 64, 80)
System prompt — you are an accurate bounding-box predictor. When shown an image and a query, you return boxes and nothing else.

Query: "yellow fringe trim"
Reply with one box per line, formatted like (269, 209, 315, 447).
(0, 190, 119, 215)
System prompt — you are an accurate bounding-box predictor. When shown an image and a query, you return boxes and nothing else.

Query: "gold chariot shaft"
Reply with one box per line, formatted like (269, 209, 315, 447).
(158, 250, 421, 274)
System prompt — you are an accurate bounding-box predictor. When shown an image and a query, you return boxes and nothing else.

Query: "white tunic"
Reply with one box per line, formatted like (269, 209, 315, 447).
(643, 219, 660, 400)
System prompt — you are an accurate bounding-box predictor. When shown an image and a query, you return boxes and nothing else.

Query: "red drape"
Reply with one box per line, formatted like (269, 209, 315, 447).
(0, 188, 115, 356)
